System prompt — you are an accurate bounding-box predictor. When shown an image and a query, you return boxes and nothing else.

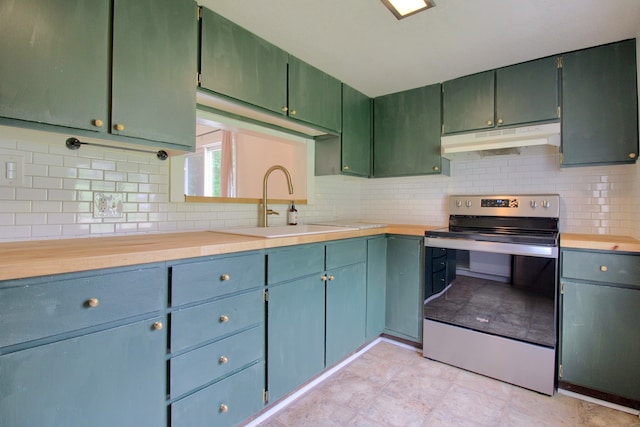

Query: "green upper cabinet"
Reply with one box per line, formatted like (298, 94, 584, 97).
(200, 8, 287, 115)
(0, 0, 110, 132)
(288, 55, 342, 132)
(112, 0, 197, 148)
(561, 39, 638, 166)
(442, 70, 495, 134)
(496, 56, 559, 127)
(443, 56, 559, 134)
(373, 83, 442, 177)
(341, 84, 372, 177)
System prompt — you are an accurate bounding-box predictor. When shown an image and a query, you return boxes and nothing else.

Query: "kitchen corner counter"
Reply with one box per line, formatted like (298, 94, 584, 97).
(0, 224, 440, 281)
(560, 233, 640, 253)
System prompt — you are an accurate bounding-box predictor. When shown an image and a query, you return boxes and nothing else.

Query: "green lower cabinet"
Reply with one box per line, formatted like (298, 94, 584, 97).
(0, 317, 166, 427)
(171, 361, 265, 427)
(325, 262, 367, 366)
(366, 236, 387, 340)
(560, 280, 640, 401)
(385, 235, 424, 342)
(267, 274, 325, 402)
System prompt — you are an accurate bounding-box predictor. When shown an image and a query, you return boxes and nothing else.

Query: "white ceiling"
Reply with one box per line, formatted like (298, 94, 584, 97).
(198, 0, 640, 98)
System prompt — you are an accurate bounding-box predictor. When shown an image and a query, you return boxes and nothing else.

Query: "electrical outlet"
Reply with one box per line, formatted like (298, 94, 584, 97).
(93, 192, 124, 218)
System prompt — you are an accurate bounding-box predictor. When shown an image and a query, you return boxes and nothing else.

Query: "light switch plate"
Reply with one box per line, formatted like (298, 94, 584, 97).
(93, 192, 124, 218)
(0, 155, 24, 187)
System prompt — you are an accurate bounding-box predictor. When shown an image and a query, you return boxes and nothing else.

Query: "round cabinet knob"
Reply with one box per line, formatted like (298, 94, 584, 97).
(290, 110, 297, 116)
(219, 314, 229, 323)
(456, 200, 463, 208)
(86, 298, 100, 308)
(465, 200, 472, 208)
(600, 265, 608, 272)
(486, 120, 493, 126)
(433, 166, 440, 172)
(92, 119, 104, 128)
(219, 356, 229, 364)
(219, 404, 229, 413)
(328, 275, 335, 281)
(220, 274, 230, 281)
(530, 201, 538, 209)
(630, 153, 637, 159)
(343, 165, 349, 170)
(152, 321, 164, 331)
(114, 123, 125, 131)
(281, 106, 288, 112)
(321, 275, 327, 281)
(497, 118, 503, 125)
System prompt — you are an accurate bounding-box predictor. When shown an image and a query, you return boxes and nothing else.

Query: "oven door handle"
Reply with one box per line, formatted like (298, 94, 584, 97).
(424, 237, 558, 258)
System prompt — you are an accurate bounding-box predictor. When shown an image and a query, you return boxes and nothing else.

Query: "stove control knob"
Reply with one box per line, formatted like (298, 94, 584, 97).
(465, 200, 472, 208)
(456, 200, 462, 208)
(530, 201, 538, 209)
(541, 200, 551, 209)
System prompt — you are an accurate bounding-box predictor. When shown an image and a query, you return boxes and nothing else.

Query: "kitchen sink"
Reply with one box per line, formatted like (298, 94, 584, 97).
(212, 224, 358, 238)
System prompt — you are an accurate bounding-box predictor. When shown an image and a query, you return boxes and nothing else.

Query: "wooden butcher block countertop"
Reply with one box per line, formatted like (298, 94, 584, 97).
(560, 233, 640, 253)
(0, 224, 439, 281)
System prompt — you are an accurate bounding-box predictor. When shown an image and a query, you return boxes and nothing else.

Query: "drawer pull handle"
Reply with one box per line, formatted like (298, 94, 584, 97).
(220, 274, 230, 281)
(86, 298, 100, 308)
(219, 356, 229, 364)
(219, 315, 229, 323)
(600, 265, 608, 272)
(152, 321, 163, 331)
(220, 404, 229, 413)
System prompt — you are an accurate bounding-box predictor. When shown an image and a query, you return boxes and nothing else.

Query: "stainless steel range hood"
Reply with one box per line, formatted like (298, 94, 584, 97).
(441, 122, 561, 159)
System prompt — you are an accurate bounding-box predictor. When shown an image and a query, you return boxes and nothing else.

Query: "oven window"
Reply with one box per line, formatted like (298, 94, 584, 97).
(424, 249, 557, 348)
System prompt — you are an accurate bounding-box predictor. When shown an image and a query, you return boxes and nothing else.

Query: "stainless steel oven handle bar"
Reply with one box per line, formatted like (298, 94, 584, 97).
(424, 237, 558, 258)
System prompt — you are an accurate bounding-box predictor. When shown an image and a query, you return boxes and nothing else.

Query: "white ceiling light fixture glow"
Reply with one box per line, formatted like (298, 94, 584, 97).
(381, 0, 435, 19)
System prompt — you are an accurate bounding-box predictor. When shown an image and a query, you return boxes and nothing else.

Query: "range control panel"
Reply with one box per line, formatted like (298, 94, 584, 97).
(449, 194, 560, 218)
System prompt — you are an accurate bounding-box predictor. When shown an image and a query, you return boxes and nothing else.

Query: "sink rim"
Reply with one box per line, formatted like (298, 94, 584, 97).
(211, 224, 359, 238)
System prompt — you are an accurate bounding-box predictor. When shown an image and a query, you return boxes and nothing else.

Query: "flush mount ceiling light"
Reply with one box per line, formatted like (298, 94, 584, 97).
(381, 0, 435, 19)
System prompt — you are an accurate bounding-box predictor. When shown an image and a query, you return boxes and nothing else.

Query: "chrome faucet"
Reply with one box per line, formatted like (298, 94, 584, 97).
(261, 165, 294, 227)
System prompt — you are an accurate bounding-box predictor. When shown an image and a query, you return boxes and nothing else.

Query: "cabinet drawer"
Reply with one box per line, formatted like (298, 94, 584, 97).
(170, 325, 264, 398)
(326, 239, 366, 269)
(171, 361, 264, 427)
(432, 270, 447, 294)
(171, 290, 264, 352)
(171, 252, 264, 306)
(0, 265, 166, 348)
(562, 250, 640, 287)
(267, 244, 324, 284)
(431, 255, 447, 273)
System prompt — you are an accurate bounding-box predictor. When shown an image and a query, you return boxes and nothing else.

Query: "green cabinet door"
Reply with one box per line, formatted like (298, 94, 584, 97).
(200, 8, 288, 115)
(0, 0, 110, 132)
(442, 70, 495, 134)
(496, 56, 559, 127)
(111, 0, 197, 148)
(0, 317, 166, 427)
(288, 56, 342, 132)
(373, 83, 442, 177)
(341, 84, 372, 177)
(385, 236, 423, 342)
(267, 275, 325, 402)
(561, 39, 638, 166)
(325, 262, 366, 366)
(366, 236, 387, 340)
(560, 281, 640, 401)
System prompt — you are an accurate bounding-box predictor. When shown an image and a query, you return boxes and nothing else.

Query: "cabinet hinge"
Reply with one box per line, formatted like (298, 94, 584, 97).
(263, 389, 268, 403)
(559, 153, 564, 165)
(263, 289, 269, 302)
(557, 105, 561, 118)
(197, 72, 201, 86)
(557, 57, 563, 68)
(561, 282, 564, 294)
(441, 123, 445, 134)
(197, 6, 202, 20)
(559, 364, 563, 378)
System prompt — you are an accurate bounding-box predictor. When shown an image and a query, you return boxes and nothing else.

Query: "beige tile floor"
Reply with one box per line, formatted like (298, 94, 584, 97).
(255, 340, 640, 427)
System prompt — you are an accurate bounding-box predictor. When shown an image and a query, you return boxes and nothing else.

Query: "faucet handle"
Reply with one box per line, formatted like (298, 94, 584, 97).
(266, 209, 279, 216)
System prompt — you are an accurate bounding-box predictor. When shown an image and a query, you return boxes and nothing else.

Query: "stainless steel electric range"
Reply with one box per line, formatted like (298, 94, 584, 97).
(423, 194, 560, 395)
